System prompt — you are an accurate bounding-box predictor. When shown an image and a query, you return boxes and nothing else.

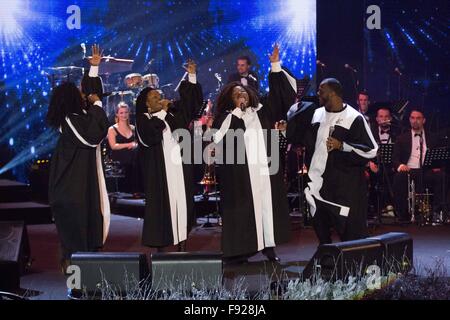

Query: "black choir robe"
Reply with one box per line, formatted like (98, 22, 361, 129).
(136, 80, 203, 247)
(49, 70, 110, 258)
(212, 66, 292, 258)
(287, 101, 378, 243)
(265, 63, 378, 243)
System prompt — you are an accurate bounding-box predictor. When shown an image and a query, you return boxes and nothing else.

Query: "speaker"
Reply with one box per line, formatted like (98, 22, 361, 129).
(367, 232, 413, 273)
(70, 252, 149, 295)
(151, 252, 222, 291)
(0, 221, 30, 291)
(303, 238, 384, 281)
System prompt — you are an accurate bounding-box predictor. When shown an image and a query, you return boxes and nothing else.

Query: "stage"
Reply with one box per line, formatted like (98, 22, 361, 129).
(19, 213, 450, 300)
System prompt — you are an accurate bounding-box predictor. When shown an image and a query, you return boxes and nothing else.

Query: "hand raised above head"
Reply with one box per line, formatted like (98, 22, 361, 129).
(269, 44, 280, 63)
(88, 44, 103, 66)
(183, 59, 197, 74)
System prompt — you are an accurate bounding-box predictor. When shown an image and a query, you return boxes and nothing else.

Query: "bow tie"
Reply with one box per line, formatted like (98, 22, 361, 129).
(380, 130, 390, 135)
(414, 133, 423, 137)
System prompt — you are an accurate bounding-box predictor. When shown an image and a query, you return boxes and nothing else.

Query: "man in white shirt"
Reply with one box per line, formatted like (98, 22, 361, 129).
(392, 109, 444, 223)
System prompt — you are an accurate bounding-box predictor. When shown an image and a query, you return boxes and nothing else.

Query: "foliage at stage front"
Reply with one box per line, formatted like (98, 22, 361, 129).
(74, 257, 449, 300)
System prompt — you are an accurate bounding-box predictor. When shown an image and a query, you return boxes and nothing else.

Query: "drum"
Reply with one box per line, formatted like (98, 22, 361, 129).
(124, 73, 143, 89)
(143, 73, 160, 88)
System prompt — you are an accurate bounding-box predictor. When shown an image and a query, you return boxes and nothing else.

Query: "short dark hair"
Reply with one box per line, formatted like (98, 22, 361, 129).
(409, 108, 425, 118)
(321, 78, 343, 98)
(376, 107, 392, 115)
(135, 87, 157, 115)
(237, 55, 251, 65)
(358, 90, 369, 98)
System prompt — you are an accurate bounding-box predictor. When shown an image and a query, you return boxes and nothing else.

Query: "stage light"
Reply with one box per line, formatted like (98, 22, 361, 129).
(0, 0, 21, 34)
(287, 0, 315, 34)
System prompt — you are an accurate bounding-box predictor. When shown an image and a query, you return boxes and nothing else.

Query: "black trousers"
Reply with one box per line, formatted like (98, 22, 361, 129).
(368, 166, 396, 216)
(312, 199, 355, 245)
(393, 169, 445, 220)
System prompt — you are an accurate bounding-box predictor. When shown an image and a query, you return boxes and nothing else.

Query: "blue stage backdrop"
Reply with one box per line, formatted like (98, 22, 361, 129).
(0, 0, 317, 182)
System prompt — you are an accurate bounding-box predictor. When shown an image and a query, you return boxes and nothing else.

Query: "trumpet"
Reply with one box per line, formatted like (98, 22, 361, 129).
(407, 173, 415, 223)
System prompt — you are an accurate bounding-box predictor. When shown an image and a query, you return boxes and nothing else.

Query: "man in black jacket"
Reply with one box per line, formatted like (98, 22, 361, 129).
(392, 109, 445, 223)
(227, 55, 259, 92)
(367, 106, 399, 218)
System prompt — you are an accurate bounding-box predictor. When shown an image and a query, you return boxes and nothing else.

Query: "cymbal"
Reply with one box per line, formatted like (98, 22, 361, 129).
(110, 90, 134, 96)
(46, 66, 84, 71)
(87, 56, 134, 75)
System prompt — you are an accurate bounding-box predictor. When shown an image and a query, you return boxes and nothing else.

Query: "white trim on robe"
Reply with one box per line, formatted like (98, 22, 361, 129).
(138, 111, 188, 245)
(213, 104, 276, 250)
(64, 103, 110, 244)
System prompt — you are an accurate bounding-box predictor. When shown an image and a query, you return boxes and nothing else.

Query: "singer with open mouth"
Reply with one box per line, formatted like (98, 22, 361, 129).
(211, 45, 291, 264)
(286, 78, 378, 245)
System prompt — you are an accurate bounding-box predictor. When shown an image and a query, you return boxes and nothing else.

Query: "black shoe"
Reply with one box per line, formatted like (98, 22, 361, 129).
(262, 247, 280, 262)
(177, 241, 186, 252)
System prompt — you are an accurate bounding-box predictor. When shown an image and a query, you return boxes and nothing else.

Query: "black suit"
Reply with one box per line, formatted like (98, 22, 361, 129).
(367, 125, 399, 216)
(370, 124, 399, 145)
(392, 130, 445, 221)
(227, 71, 259, 92)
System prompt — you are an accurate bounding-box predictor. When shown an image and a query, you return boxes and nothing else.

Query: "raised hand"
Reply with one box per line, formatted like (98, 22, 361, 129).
(87, 93, 101, 104)
(88, 44, 103, 66)
(275, 120, 287, 131)
(269, 44, 280, 63)
(183, 59, 197, 74)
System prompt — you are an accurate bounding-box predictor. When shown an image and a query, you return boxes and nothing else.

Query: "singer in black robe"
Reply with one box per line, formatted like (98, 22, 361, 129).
(211, 53, 292, 261)
(136, 69, 203, 249)
(286, 78, 378, 244)
(48, 47, 110, 265)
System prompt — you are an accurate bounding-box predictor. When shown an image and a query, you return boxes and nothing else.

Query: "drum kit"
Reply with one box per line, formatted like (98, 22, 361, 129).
(45, 55, 168, 121)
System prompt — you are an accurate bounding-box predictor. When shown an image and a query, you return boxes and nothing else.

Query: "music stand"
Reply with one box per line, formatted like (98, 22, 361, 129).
(423, 147, 450, 224)
(423, 147, 450, 168)
(374, 144, 395, 225)
(379, 143, 394, 164)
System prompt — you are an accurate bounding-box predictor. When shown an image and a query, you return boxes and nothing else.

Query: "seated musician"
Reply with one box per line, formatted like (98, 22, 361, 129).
(107, 102, 138, 193)
(367, 106, 399, 217)
(392, 108, 445, 223)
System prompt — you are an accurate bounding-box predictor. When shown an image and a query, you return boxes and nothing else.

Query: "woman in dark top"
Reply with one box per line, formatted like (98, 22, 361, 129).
(107, 103, 138, 193)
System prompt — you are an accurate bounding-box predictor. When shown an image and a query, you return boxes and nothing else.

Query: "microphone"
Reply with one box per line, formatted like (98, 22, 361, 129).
(394, 67, 402, 76)
(316, 60, 326, 68)
(248, 74, 257, 82)
(344, 64, 358, 73)
(81, 43, 86, 59)
(329, 125, 335, 138)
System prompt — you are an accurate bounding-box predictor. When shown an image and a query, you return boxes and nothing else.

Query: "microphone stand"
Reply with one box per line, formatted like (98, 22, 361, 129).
(174, 72, 188, 92)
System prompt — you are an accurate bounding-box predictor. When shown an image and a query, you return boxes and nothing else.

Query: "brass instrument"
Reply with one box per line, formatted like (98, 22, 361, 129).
(416, 188, 433, 225)
(407, 173, 433, 225)
(407, 173, 415, 223)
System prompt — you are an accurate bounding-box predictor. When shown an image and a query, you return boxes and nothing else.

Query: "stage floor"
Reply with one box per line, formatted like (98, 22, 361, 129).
(20, 214, 450, 300)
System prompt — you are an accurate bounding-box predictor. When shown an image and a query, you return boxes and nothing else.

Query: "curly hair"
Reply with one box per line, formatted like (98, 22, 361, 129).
(135, 87, 157, 115)
(46, 82, 84, 129)
(215, 82, 259, 116)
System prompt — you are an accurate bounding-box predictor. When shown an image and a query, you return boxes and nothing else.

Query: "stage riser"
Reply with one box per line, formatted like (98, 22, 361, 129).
(0, 202, 53, 225)
(0, 180, 31, 203)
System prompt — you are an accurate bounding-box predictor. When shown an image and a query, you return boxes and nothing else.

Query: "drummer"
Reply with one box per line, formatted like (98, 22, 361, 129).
(107, 102, 139, 193)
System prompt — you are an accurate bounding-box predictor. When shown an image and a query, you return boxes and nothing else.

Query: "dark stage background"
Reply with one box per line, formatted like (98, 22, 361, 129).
(0, 0, 448, 183)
